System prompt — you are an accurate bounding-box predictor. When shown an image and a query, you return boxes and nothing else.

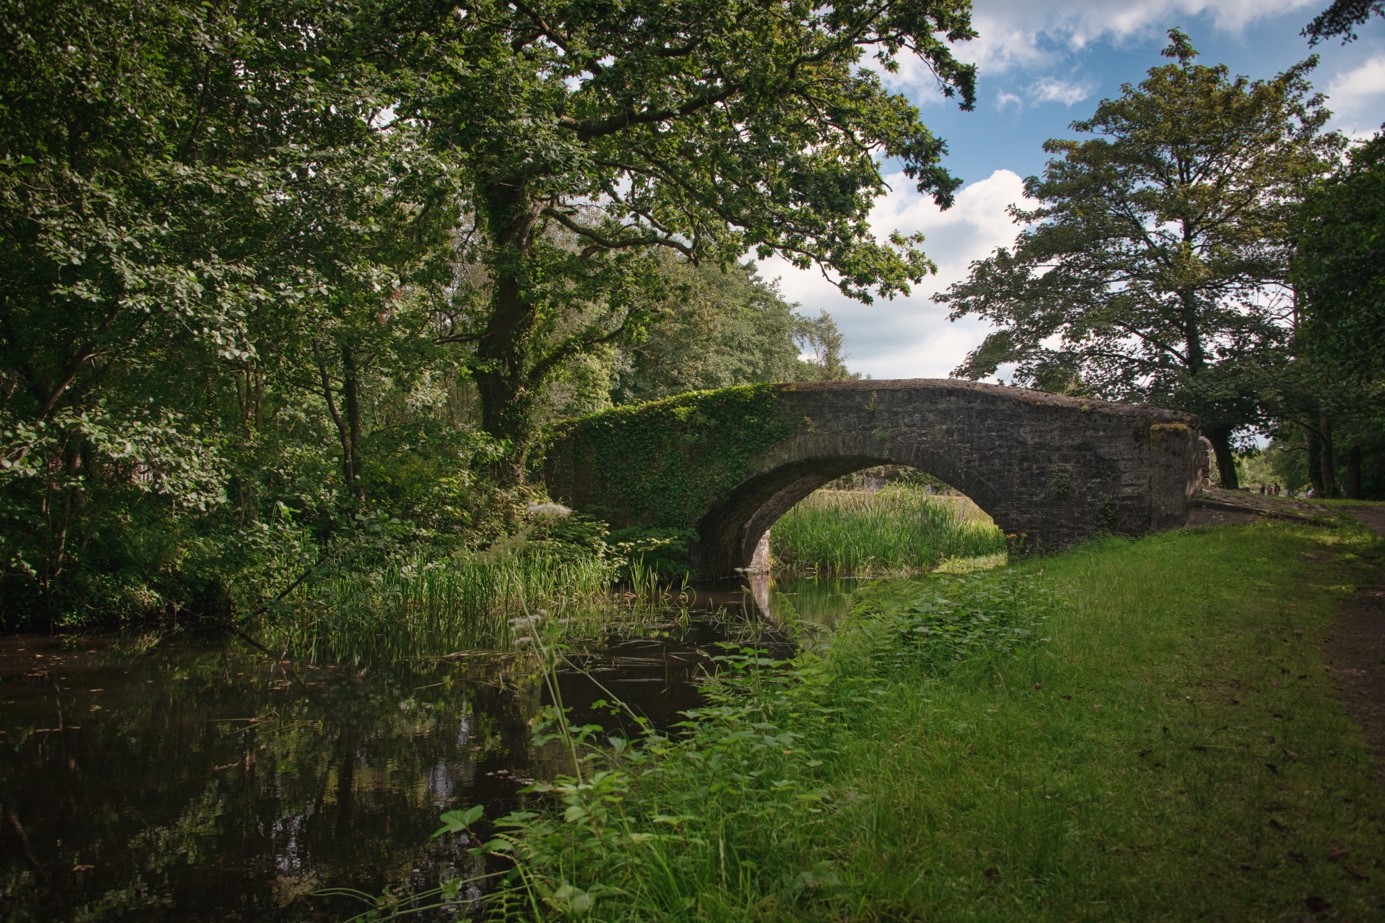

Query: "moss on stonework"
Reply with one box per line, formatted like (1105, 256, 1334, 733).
(543, 384, 800, 531)
(1143, 420, 1194, 444)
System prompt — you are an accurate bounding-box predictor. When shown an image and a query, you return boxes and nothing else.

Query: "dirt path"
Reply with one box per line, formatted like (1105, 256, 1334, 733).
(1326, 507, 1385, 782)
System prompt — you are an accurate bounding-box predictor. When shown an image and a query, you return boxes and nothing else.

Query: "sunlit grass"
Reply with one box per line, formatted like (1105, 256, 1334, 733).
(770, 485, 1006, 574)
(419, 517, 1385, 921)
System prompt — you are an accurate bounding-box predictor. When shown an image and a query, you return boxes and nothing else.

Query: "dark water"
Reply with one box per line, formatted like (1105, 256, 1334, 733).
(0, 577, 855, 922)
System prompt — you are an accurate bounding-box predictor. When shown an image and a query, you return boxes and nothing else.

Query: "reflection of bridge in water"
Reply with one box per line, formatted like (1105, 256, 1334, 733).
(544, 379, 1203, 580)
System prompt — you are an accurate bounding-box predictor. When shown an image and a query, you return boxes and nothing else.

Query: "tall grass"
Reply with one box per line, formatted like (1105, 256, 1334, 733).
(770, 485, 1006, 574)
(416, 518, 1385, 921)
(258, 550, 618, 663)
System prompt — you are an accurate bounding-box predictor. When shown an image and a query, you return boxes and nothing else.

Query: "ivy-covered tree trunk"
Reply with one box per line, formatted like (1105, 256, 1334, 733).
(316, 340, 367, 507)
(472, 179, 544, 487)
(1306, 426, 1326, 496)
(1319, 413, 1337, 498)
(341, 344, 365, 507)
(1205, 424, 1240, 490)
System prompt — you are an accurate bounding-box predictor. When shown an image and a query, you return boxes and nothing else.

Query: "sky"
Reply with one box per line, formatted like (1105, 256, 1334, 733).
(760, 0, 1385, 381)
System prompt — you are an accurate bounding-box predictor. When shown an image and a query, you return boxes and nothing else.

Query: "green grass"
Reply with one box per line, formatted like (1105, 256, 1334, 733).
(422, 517, 1385, 921)
(770, 485, 1007, 574)
(1315, 497, 1385, 508)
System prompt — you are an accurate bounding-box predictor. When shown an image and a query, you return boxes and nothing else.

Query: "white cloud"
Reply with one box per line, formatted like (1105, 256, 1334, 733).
(1326, 55, 1385, 137)
(963, 0, 1317, 76)
(760, 170, 1032, 380)
(995, 90, 1023, 112)
(1030, 76, 1098, 106)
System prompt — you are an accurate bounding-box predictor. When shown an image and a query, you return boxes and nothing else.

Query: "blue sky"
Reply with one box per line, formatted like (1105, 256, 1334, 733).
(761, 0, 1385, 380)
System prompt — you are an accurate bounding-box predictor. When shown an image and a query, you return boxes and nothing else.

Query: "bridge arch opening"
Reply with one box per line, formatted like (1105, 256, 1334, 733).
(692, 455, 1007, 579)
(761, 464, 1002, 574)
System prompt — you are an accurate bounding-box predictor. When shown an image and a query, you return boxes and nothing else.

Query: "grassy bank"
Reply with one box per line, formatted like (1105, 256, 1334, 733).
(770, 485, 1006, 574)
(427, 517, 1385, 920)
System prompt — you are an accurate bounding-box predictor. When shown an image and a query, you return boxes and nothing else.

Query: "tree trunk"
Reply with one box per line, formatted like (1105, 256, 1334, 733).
(1306, 426, 1325, 495)
(315, 341, 365, 506)
(473, 178, 542, 489)
(1319, 412, 1336, 498)
(341, 343, 365, 506)
(1205, 424, 1239, 490)
(1345, 444, 1362, 499)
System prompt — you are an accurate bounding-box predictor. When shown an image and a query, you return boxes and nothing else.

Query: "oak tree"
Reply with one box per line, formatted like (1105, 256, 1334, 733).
(406, 0, 977, 482)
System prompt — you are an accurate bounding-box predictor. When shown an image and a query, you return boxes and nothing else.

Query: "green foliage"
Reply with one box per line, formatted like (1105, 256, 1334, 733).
(608, 527, 700, 584)
(357, 422, 505, 540)
(939, 29, 1344, 488)
(1270, 134, 1385, 499)
(407, 0, 979, 477)
(770, 486, 1005, 574)
(257, 546, 617, 664)
(612, 258, 830, 405)
(856, 572, 1050, 675)
(0, 0, 459, 625)
(546, 384, 801, 530)
(421, 570, 1053, 920)
(1303, 0, 1385, 43)
(0, 0, 975, 630)
(416, 520, 1385, 921)
(1293, 133, 1385, 380)
(792, 310, 860, 382)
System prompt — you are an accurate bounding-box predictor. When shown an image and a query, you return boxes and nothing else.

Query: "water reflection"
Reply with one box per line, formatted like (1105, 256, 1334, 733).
(0, 576, 857, 921)
(754, 572, 864, 634)
(0, 637, 535, 921)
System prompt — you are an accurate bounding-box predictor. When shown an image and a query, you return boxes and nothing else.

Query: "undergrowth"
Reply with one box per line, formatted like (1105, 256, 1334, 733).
(351, 518, 1385, 920)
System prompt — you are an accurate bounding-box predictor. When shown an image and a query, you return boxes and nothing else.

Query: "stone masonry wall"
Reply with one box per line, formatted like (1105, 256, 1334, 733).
(544, 379, 1202, 578)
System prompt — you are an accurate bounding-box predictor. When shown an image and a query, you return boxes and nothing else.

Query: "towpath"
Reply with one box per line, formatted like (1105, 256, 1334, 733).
(1328, 507, 1385, 782)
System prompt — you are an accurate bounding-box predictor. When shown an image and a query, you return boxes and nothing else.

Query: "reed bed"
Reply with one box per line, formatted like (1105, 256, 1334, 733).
(770, 485, 1006, 574)
(259, 550, 619, 663)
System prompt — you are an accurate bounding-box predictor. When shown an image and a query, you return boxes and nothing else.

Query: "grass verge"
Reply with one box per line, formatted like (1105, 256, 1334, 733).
(424, 518, 1385, 921)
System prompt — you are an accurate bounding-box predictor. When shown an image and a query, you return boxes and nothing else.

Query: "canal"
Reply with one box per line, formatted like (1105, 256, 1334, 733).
(0, 574, 866, 921)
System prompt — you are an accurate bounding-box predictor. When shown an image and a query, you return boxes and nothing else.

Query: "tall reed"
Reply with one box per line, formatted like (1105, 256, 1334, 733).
(258, 550, 616, 663)
(770, 485, 1005, 574)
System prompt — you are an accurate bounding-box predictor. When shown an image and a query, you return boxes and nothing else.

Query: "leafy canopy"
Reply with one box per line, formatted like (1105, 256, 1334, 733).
(403, 0, 978, 470)
(938, 30, 1341, 484)
(1291, 133, 1385, 379)
(1303, 0, 1385, 43)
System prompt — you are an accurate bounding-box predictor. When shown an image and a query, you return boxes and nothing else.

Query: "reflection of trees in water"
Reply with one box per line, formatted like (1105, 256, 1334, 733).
(0, 643, 538, 922)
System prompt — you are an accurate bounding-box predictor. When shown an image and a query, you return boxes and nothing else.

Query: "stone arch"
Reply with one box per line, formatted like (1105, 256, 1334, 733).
(542, 380, 1203, 579)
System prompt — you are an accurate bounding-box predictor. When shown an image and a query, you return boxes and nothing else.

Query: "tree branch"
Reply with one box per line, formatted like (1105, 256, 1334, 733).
(540, 206, 695, 259)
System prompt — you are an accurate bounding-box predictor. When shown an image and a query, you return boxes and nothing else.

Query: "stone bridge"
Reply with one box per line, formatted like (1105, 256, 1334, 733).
(541, 379, 1203, 579)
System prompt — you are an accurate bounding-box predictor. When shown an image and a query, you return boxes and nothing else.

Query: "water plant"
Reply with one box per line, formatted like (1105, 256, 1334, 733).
(255, 548, 620, 663)
(245, 505, 707, 664)
(770, 485, 1006, 574)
